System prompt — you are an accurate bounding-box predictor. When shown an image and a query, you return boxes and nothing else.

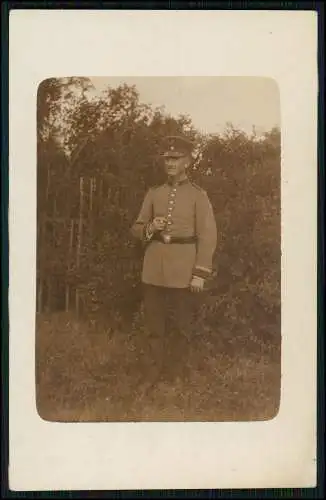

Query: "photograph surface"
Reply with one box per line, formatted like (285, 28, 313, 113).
(35, 76, 282, 423)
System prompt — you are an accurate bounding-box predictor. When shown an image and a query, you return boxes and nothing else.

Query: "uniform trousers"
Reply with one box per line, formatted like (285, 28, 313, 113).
(142, 283, 200, 379)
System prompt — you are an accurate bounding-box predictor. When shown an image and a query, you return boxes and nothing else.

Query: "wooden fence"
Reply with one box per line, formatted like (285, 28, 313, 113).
(37, 175, 106, 315)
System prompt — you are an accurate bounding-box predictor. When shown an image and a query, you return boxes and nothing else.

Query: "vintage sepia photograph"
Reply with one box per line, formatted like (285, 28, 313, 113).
(35, 76, 281, 423)
(8, 10, 318, 490)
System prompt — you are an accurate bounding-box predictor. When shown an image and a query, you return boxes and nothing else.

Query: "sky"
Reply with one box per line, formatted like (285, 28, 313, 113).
(88, 76, 280, 136)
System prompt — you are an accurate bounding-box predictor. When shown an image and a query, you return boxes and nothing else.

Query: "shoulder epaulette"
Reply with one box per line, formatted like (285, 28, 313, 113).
(150, 183, 164, 191)
(190, 181, 206, 193)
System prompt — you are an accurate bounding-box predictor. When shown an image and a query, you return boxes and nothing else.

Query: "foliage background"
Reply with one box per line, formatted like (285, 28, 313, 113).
(36, 77, 281, 422)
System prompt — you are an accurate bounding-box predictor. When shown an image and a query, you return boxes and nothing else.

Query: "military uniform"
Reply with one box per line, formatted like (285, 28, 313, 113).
(130, 136, 217, 380)
(131, 178, 217, 288)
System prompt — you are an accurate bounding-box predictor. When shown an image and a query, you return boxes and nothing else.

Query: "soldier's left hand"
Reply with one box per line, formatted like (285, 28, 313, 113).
(189, 276, 205, 293)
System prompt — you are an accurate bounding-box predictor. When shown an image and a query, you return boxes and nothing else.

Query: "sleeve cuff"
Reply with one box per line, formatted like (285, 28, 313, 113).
(193, 266, 211, 279)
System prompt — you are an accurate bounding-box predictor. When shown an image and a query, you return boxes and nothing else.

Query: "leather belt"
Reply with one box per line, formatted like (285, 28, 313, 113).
(152, 233, 197, 244)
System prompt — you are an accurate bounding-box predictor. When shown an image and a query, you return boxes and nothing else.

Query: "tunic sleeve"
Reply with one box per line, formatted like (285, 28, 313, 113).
(193, 190, 218, 279)
(130, 188, 154, 242)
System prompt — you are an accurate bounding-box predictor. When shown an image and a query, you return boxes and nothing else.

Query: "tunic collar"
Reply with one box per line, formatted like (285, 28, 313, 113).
(166, 175, 190, 187)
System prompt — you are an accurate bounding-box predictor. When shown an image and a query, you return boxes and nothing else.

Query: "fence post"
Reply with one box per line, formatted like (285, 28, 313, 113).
(76, 176, 84, 269)
(75, 176, 85, 318)
(37, 277, 43, 314)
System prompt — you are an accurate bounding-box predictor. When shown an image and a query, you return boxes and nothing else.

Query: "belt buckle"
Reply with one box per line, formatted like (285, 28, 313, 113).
(162, 234, 171, 244)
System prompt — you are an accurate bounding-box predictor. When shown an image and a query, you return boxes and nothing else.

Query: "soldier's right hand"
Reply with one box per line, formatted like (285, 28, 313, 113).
(150, 217, 167, 232)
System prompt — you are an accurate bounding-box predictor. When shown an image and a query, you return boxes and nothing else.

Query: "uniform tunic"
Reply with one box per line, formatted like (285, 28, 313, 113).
(131, 178, 218, 288)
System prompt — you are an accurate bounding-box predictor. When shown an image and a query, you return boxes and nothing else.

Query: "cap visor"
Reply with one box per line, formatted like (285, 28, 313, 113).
(162, 152, 185, 158)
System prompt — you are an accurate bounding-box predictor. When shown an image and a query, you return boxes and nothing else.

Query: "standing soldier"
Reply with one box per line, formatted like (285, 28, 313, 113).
(130, 135, 217, 382)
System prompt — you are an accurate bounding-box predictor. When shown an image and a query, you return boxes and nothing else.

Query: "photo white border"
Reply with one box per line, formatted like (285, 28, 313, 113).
(9, 9, 318, 491)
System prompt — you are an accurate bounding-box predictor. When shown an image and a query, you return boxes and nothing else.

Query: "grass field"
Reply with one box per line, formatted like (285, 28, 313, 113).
(35, 309, 281, 423)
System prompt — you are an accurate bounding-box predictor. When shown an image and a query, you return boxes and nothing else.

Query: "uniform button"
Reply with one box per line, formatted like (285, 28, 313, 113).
(167, 221, 172, 225)
(169, 200, 174, 204)
(171, 193, 175, 197)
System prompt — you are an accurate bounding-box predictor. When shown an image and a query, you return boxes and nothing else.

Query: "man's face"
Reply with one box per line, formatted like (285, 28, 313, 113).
(164, 155, 190, 177)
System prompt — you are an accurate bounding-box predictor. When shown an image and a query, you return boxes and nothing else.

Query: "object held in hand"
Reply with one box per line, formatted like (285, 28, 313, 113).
(157, 217, 167, 225)
(162, 234, 171, 244)
(152, 216, 167, 232)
